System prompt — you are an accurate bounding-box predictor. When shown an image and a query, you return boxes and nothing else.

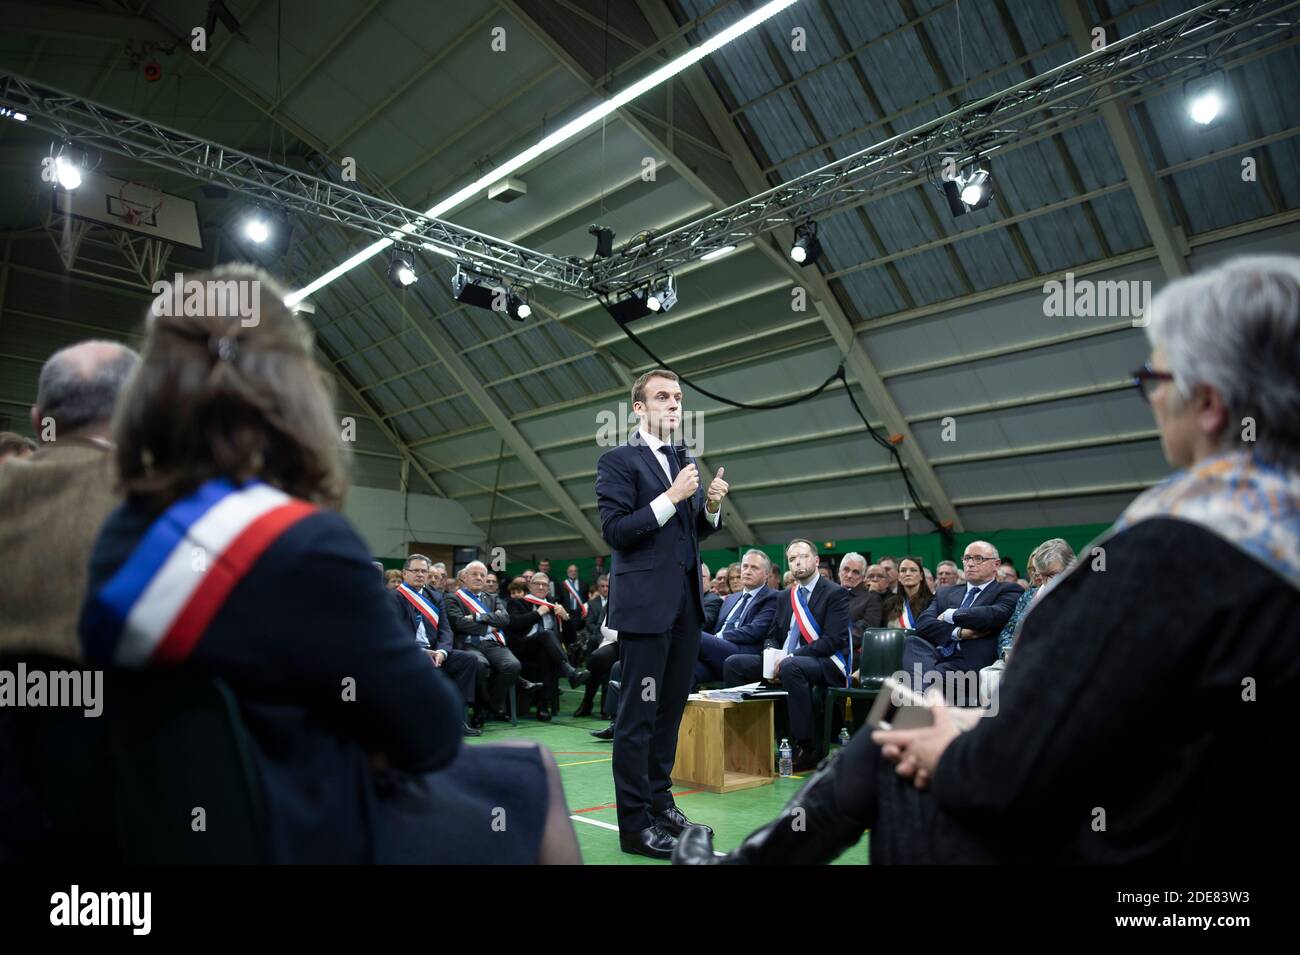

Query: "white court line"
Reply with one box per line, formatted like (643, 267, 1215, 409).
(569, 814, 725, 856)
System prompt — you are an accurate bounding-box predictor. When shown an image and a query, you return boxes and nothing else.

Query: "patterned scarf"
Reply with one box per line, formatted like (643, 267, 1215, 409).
(1108, 449, 1300, 590)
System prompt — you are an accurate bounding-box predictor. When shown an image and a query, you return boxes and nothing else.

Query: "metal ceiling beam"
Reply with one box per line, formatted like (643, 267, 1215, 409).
(632, 0, 962, 531)
(1061, 0, 1189, 278)
(300, 222, 608, 553)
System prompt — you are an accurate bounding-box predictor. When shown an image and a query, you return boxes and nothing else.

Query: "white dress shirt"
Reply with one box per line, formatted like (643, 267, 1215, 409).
(637, 426, 721, 529)
(941, 580, 989, 639)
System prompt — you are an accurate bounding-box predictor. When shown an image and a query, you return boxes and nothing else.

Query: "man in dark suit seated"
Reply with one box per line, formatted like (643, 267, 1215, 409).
(446, 560, 538, 724)
(390, 554, 486, 736)
(595, 368, 729, 859)
(695, 549, 778, 684)
(723, 539, 851, 773)
(909, 540, 1021, 705)
(838, 551, 883, 642)
(700, 563, 723, 631)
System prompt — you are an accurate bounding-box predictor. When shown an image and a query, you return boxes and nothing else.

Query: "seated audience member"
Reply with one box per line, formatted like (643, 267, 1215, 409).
(677, 253, 1300, 866)
(923, 567, 936, 591)
(385, 569, 403, 590)
(878, 556, 900, 597)
(695, 549, 779, 684)
(723, 539, 850, 772)
(0, 431, 38, 463)
(996, 564, 1022, 587)
(536, 559, 557, 599)
(429, 562, 447, 589)
(818, 565, 832, 579)
(76, 265, 578, 863)
(864, 564, 888, 593)
(881, 557, 933, 630)
(505, 573, 590, 722)
(391, 554, 487, 737)
(0, 340, 139, 662)
(575, 576, 616, 718)
(766, 566, 782, 590)
(447, 561, 537, 723)
(839, 551, 882, 640)
(712, 568, 731, 597)
(583, 574, 610, 656)
(726, 562, 743, 595)
(700, 563, 723, 630)
(906, 540, 1021, 700)
(781, 570, 795, 589)
(997, 539, 1075, 662)
(485, 572, 501, 599)
(935, 560, 960, 588)
(557, 563, 587, 661)
(589, 616, 622, 741)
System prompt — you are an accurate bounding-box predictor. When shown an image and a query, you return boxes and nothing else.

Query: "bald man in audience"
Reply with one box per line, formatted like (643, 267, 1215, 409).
(0, 341, 139, 661)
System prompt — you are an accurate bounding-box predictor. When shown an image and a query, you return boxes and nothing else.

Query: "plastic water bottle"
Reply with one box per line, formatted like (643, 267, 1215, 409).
(838, 727, 851, 747)
(778, 738, 793, 777)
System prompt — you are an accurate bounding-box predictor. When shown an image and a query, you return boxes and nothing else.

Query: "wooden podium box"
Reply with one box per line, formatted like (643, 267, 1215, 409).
(671, 697, 776, 794)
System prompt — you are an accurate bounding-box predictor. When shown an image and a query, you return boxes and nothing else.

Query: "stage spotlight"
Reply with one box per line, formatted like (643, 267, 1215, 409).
(589, 225, 615, 258)
(605, 287, 657, 325)
(645, 275, 677, 313)
(789, 221, 822, 266)
(54, 154, 82, 190)
(1185, 73, 1225, 125)
(388, 252, 418, 288)
(507, 291, 531, 322)
(243, 212, 270, 244)
(451, 268, 500, 312)
(942, 159, 993, 217)
(0, 106, 27, 122)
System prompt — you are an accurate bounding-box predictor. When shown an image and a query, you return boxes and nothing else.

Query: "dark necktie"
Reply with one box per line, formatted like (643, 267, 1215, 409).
(722, 592, 752, 633)
(960, 585, 982, 609)
(658, 443, 680, 481)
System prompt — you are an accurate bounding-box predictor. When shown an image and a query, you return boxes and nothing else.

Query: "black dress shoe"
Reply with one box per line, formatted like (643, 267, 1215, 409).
(672, 752, 865, 865)
(590, 724, 614, 741)
(792, 743, 821, 773)
(567, 668, 591, 689)
(517, 679, 542, 694)
(536, 707, 552, 722)
(619, 823, 678, 860)
(653, 805, 712, 837)
(572, 703, 593, 718)
(462, 722, 482, 737)
(490, 709, 512, 722)
(468, 710, 487, 730)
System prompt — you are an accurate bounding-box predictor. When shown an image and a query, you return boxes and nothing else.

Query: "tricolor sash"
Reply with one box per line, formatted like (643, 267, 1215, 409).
(563, 578, 588, 618)
(899, 597, 917, 630)
(785, 586, 851, 682)
(397, 583, 440, 629)
(455, 588, 505, 645)
(524, 594, 563, 613)
(81, 478, 316, 667)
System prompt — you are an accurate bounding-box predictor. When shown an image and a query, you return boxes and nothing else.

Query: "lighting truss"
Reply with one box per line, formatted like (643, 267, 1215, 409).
(585, 0, 1300, 293)
(0, 72, 589, 295)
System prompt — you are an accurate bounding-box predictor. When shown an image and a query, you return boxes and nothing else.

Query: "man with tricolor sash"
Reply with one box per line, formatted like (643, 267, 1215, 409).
(724, 539, 852, 773)
(389, 554, 486, 737)
(446, 560, 531, 724)
(558, 564, 588, 662)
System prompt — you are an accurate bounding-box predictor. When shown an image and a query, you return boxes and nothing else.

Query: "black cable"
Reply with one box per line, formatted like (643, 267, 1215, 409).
(613, 317, 953, 539)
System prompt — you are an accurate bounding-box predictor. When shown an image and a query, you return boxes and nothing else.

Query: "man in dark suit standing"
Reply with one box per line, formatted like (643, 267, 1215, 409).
(390, 554, 486, 736)
(910, 540, 1021, 704)
(723, 539, 851, 772)
(595, 368, 729, 859)
(695, 549, 779, 684)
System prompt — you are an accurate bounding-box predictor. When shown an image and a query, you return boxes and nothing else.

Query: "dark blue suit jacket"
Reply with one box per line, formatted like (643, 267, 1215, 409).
(595, 438, 722, 634)
(707, 585, 778, 648)
(390, 586, 454, 654)
(915, 581, 1022, 671)
(763, 578, 852, 683)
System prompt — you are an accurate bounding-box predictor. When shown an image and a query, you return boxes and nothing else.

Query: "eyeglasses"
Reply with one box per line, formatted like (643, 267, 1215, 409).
(962, 556, 997, 564)
(1131, 362, 1174, 403)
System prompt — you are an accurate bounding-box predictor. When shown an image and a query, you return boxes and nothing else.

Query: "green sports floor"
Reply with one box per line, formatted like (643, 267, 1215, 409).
(468, 687, 870, 865)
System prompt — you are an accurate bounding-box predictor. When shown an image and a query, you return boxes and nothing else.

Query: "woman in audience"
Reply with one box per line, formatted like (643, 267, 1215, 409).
(997, 539, 1075, 661)
(725, 562, 742, 595)
(676, 254, 1300, 865)
(78, 265, 580, 864)
(504, 572, 590, 721)
(384, 569, 403, 590)
(880, 556, 932, 630)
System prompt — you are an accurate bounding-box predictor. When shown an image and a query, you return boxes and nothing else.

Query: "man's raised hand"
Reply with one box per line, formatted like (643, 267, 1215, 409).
(706, 466, 729, 511)
(667, 462, 699, 503)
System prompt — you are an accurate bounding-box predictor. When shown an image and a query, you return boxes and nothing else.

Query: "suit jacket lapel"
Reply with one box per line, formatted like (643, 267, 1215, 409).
(633, 441, 670, 492)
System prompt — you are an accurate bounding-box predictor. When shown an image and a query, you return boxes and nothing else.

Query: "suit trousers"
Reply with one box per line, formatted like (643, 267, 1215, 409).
(613, 568, 701, 834)
(440, 648, 485, 706)
(723, 653, 834, 746)
(466, 640, 521, 713)
(695, 631, 759, 684)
